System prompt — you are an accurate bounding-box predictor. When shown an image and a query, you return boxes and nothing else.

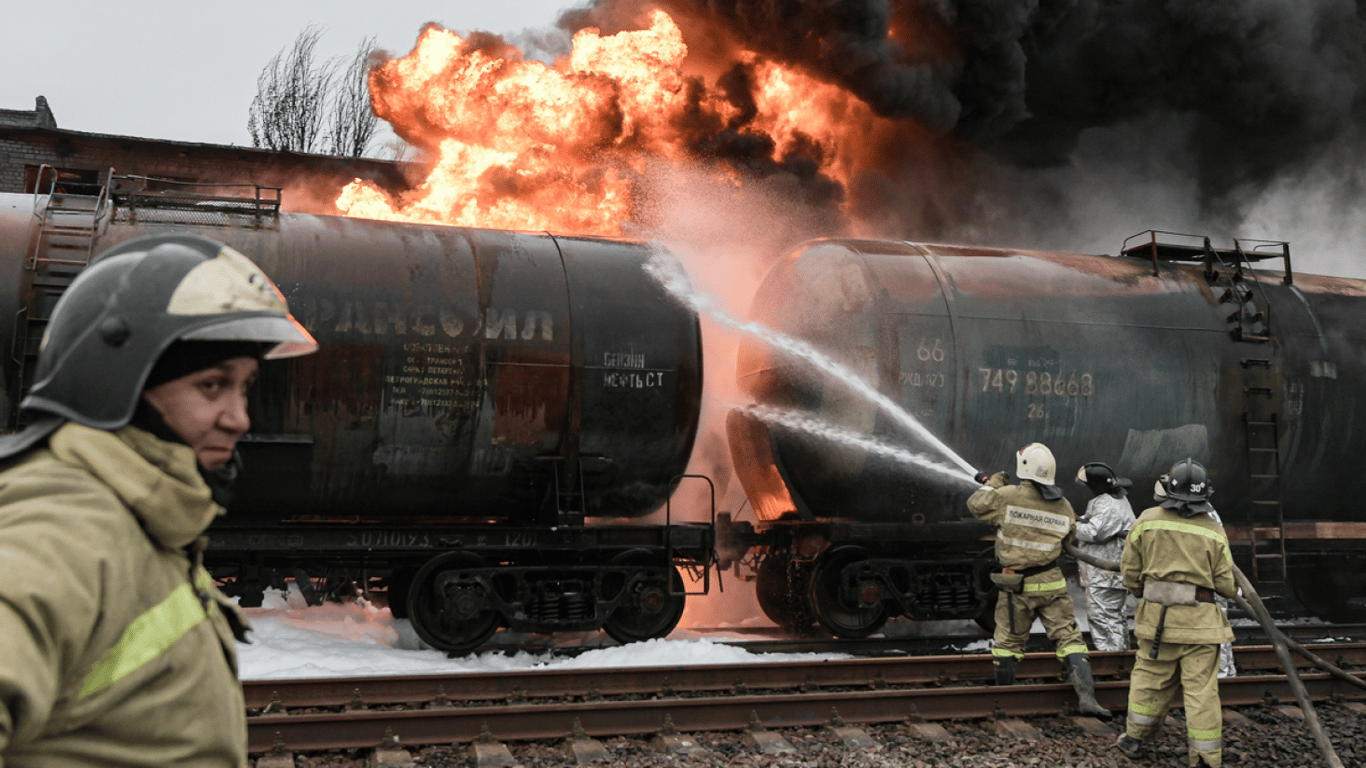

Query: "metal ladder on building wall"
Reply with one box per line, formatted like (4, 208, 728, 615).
(10, 165, 110, 426)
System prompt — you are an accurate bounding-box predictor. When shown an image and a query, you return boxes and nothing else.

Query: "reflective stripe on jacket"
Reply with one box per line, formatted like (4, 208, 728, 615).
(967, 480, 1076, 575)
(1121, 505, 1237, 645)
(0, 423, 249, 767)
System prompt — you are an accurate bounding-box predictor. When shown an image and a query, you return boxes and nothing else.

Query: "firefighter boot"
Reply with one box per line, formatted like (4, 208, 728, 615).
(1116, 734, 1144, 759)
(993, 656, 1016, 685)
(1065, 653, 1112, 719)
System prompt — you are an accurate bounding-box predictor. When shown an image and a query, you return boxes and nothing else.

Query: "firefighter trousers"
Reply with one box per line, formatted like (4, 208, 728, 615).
(990, 587, 1088, 661)
(1126, 638, 1222, 767)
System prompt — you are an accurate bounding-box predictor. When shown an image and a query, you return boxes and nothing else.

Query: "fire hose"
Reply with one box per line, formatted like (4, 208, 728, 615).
(1063, 541, 1351, 768)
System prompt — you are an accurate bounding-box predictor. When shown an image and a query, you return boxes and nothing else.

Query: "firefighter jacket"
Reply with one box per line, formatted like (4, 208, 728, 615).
(0, 422, 249, 767)
(1075, 493, 1135, 590)
(1121, 505, 1237, 646)
(967, 477, 1077, 572)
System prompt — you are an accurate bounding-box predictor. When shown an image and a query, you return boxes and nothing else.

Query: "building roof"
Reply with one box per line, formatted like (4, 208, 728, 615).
(0, 96, 57, 130)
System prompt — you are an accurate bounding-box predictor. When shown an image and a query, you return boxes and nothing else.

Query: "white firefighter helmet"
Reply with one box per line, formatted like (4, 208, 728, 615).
(1016, 442, 1056, 485)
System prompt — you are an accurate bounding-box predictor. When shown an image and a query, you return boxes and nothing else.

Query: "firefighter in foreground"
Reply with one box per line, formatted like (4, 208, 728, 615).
(1154, 474, 1237, 678)
(1117, 458, 1237, 767)
(1074, 462, 1136, 652)
(968, 442, 1111, 719)
(0, 234, 317, 767)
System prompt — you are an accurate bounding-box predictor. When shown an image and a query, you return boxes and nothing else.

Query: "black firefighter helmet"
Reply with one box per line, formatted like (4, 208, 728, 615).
(1159, 458, 1214, 517)
(1074, 461, 1132, 498)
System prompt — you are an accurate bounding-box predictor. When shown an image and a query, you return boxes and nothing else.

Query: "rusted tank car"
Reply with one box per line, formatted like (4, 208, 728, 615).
(727, 235, 1366, 636)
(0, 179, 712, 653)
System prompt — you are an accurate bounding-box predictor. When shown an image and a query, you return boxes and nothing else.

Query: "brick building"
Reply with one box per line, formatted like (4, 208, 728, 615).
(0, 96, 419, 210)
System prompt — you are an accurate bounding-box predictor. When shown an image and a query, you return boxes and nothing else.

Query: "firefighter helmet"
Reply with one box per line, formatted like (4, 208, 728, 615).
(1075, 461, 1130, 497)
(1159, 458, 1214, 516)
(20, 233, 317, 432)
(1016, 442, 1057, 485)
(1154, 475, 1169, 502)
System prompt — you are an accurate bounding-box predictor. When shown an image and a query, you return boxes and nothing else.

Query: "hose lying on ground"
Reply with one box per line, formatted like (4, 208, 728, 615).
(1063, 541, 1348, 768)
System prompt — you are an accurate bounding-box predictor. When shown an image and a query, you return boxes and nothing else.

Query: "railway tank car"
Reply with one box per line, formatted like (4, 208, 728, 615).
(725, 234, 1366, 637)
(0, 178, 714, 654)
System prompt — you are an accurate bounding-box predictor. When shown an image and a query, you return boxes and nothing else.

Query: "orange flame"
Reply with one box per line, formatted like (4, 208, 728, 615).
(337, 9, 886, 235)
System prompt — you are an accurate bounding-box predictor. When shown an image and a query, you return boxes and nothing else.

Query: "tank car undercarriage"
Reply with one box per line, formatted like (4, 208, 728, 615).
(205, 521, 714, 653)
(727, 516, 1366, 634)
(722, 516, 999, 638)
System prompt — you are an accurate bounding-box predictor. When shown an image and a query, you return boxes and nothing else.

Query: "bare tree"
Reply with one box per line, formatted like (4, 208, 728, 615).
(325, 37, 380, 158)
(248, 26, 339, 154)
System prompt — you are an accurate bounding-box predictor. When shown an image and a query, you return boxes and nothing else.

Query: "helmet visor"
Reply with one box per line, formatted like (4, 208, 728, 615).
(180, 314, 319, 359)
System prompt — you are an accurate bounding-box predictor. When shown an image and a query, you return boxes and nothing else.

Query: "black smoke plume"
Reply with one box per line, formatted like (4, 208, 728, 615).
(559, 0, 1366, 256)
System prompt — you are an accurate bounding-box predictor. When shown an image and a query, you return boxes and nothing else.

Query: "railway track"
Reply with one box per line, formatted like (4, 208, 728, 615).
(412, 619, 1366, 661)
(701, 621, 1366, 657)
(245, 643, 1366, 760)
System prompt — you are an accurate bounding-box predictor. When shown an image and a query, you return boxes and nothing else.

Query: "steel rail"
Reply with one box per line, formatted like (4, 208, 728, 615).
(247, 672, 1365, 754)
(242, 643, 1366, 711)
(703, 622, 1366, 656)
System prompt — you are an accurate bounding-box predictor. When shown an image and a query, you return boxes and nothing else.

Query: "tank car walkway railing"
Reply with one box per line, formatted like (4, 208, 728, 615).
(1120, 229, 1293, 286)
(108, 174, 281, 226)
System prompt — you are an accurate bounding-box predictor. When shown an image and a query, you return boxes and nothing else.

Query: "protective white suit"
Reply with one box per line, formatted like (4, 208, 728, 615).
(1076, 492, 1136, 651)
(1206, 508, 1237, 678)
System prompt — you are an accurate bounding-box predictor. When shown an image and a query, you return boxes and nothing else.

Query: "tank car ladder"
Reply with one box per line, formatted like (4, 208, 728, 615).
(1225, 238, 1290, 582)
(1234, 278, 1287, 584)
(536, 454, 592, 526)
(10, 166, 110, 426)
(1241, 374, 1287, 583)
(552, 458, 588, 526)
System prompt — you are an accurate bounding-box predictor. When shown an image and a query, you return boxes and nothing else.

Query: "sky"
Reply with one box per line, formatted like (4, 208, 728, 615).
(1, 1, 579, 147)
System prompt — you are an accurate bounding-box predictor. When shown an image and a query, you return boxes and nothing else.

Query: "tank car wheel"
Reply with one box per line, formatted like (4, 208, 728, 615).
(603, 550, 686, 644)
(407, 553, 501, 654)
(755, 550, 816, 632)
(808, 546, 888, 639)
